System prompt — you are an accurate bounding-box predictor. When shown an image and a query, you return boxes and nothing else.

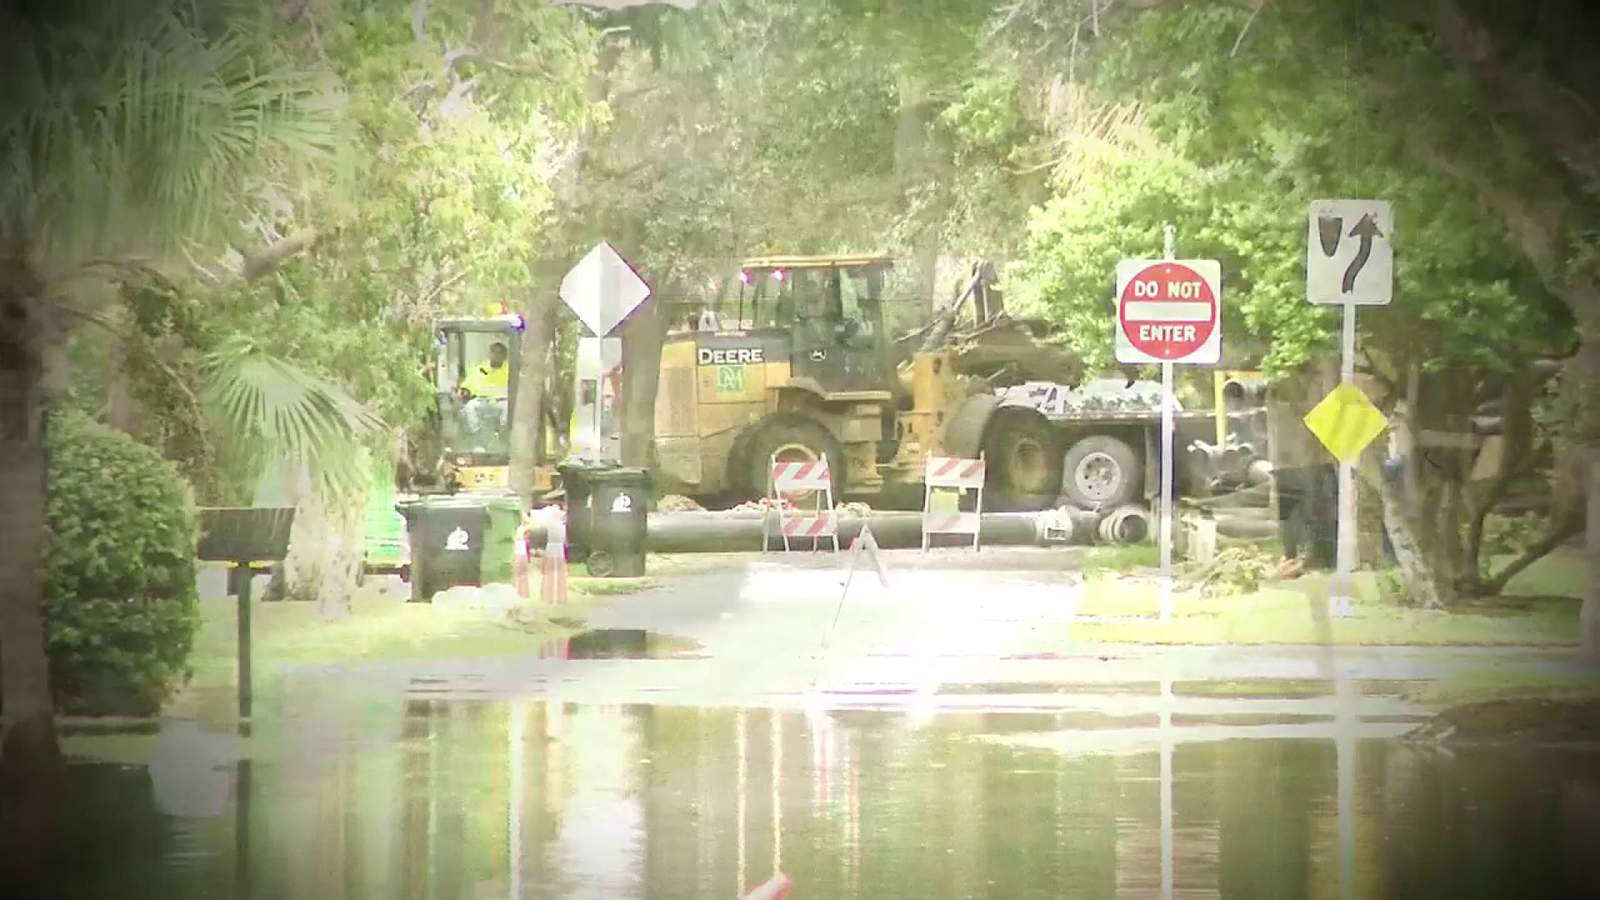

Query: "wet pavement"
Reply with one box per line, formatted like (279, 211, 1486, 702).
(33, 549, 1600, 897)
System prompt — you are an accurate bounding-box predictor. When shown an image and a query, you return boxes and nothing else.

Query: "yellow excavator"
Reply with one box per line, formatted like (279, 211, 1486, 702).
(649, 254, 1227, 509)
(400, 302, 560, 496)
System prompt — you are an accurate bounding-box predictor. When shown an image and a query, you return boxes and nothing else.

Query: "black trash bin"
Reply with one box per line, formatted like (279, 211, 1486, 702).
(396, 497, 491, 602)
(556, 459, 619, 564)
(583, 467, 651, 578)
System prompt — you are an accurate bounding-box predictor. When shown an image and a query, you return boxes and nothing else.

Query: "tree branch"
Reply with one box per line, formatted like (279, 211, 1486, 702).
(240, 227, 322, 282)
(1230, 1, 1266, 58)
(1481, 510, 1583, 595)
(53, 300, 212, 462)
(411, 0, 429, 45)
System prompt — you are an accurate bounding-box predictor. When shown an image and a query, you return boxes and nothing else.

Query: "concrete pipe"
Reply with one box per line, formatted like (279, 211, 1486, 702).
(1097, 504, 1151, 544)
(1246, 458, 1274, 485)
(1034, 507, 1101, 544)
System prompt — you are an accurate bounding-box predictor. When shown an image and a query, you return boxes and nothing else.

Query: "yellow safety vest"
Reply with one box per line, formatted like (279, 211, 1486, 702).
(461, 362, 509, 398)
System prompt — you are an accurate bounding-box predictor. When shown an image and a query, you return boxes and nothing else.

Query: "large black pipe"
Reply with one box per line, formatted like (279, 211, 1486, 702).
(518, 510, 1093, 552)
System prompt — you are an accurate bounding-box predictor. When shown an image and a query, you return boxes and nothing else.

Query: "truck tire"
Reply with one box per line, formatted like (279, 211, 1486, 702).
(983, 411, 1062, 510)
(745, 419, 847, 503)
(1060, 435, 1141, 509)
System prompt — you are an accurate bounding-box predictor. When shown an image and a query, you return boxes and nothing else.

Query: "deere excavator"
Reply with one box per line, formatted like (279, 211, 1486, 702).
(651, 254, 1205, 510)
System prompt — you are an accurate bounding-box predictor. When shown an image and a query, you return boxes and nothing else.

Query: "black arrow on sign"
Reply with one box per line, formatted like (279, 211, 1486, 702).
(1341, 213, 1383, 293)
(1317, 216, 1342, 257)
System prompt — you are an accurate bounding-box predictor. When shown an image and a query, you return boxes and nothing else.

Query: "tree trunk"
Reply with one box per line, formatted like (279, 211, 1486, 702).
(0, 277, 64, 892)
(265, 460, 363, 616)
(894, 71, 941, 316)
(0, 274, 61, 778)
(511, 296, 558, 508)
(103, 331, 140, 435)
(1377, 467, 1443, 609)
(619, 280, 666, 469)
(1582, 446, 1600, 655)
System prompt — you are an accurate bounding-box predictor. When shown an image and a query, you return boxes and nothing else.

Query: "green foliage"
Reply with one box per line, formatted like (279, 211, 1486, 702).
(1479, 512, 1548, 571)
(0, 0, 345, 275)
(43, 410, 200, 716)
(1000, 3, 1569, 387)
(201, 336, 386, 499)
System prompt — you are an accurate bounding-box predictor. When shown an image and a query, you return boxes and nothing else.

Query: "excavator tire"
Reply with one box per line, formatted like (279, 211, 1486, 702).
(744, 418, 847, 504)
(944, 394, 999, 459)
(982, 410, 1062, 511)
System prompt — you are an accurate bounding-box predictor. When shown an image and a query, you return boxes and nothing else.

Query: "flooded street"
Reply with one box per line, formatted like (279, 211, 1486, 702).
(47, 697, 1600, 898)
(29, 553, 1600, 897)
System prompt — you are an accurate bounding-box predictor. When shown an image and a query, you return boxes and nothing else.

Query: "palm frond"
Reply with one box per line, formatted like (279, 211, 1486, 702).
(0, 1, 346, 276)
(202, 337, 385, 498)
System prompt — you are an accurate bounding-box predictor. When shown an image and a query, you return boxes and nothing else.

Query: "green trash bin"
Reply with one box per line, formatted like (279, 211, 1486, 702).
(396, 497, 491, 602)
(480, 493, 523, 585)
(556, 458, 619, 565)
(584, 467, 651, 578)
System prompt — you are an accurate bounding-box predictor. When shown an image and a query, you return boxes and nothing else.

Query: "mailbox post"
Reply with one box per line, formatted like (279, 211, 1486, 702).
(197, 507, 295, 729)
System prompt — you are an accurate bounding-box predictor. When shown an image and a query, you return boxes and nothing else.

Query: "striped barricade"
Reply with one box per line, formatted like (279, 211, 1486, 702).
(763, 456, 840, 553)
(771, 459, 833, 494)
(922, 454, 985, 551)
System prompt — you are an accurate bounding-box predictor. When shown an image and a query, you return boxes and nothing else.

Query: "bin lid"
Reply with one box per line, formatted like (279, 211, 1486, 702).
(396, 496, 495, 519)
(586, 466, 651, 484)
(557, 457, 622, 474)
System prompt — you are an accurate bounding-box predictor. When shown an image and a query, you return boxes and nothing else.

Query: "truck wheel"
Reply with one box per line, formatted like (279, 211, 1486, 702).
(1060, 435, 1141, 508)
(983, 412, 1062, 510)
(746, 420, 847, 504)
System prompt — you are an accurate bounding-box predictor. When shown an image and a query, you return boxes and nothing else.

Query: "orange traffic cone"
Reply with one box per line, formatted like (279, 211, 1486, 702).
(513, 521, 533, 599)
(539, 504, 568, 606)
(742, 874, 793, 900)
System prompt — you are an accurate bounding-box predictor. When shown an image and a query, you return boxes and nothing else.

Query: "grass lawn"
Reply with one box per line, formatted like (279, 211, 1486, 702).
(1405, 669, 1600, 706)
(1054, 545, 1585, 646)
(175, 559, 677, 698)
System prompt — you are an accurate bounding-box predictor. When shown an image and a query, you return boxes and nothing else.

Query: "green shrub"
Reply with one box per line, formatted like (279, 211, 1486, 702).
(43, 411, 200, 715)
(1479, 512, 1546, 571)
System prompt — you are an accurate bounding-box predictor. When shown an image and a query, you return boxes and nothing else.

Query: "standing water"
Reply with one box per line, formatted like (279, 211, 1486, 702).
(26, 698, 1600, 898)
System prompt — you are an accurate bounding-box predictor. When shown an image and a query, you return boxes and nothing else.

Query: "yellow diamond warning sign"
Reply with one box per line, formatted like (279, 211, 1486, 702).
(1304, 384, 1387, 464)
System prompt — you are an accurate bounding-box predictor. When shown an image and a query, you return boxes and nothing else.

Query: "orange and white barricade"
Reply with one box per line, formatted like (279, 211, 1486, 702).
(921, 453, 986, 551)
(763, 457, 840, 553)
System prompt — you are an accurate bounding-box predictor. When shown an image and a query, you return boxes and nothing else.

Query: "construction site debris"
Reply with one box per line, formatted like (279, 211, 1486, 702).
(658, 494, 705, 513)
(729, 496, 797, 514)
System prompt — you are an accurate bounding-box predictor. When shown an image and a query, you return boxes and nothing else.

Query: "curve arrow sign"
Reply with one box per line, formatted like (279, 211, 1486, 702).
(1341, 213, 1384, 294)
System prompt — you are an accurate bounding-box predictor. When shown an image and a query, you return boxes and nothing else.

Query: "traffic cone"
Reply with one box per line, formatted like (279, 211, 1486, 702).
(742, 874, 793, 900)
(539, 505, 568, 606)
(513, 523, 532, 600)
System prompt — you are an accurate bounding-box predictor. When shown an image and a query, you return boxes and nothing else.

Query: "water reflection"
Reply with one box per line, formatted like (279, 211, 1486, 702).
(32, 698, 1600, 899)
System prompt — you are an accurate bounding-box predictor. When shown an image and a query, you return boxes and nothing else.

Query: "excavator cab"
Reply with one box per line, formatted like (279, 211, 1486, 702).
(429, 308, 524, 492)
(739, 256, 891, 393)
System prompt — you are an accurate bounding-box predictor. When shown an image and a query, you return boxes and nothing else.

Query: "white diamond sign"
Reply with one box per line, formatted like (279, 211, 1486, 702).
(559, 242, 652, 337)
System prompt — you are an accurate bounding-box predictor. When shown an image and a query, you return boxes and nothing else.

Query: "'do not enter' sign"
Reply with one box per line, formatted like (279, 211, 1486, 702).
(1114, 259, 1222, 365)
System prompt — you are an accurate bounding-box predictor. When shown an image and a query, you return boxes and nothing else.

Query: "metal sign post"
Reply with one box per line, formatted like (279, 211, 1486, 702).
(1116, 230, 1223, 622)
(559, 242, 652, 466)
(196, 507, 295, 732)
(1160, 226, 1176, 623)
(1306, 200, 1394, 619)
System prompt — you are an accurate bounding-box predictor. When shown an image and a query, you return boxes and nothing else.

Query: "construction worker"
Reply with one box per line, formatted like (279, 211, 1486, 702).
(459, 342, 510, 439)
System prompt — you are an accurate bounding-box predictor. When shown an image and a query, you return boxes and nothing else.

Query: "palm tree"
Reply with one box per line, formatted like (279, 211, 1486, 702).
(203, 336, 386, 616)
(0, 0, 344, 772)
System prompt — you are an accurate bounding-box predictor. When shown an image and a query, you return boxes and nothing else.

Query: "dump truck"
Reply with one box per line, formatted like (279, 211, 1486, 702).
(652, 255, 1251, 510)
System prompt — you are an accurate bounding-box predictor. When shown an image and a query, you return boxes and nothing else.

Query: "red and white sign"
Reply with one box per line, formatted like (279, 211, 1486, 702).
(1115, 259, 1222, 365)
